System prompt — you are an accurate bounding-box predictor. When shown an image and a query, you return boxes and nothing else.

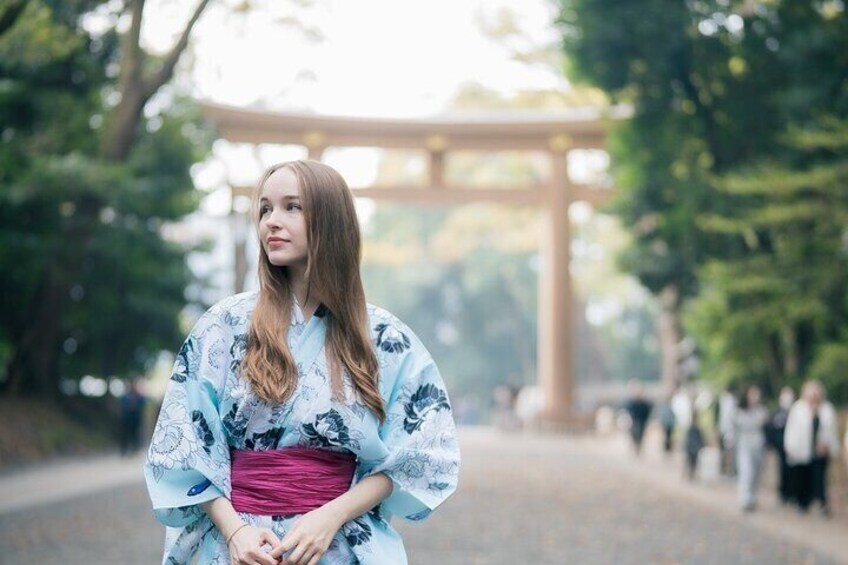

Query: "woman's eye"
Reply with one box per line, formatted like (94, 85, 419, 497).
(259, 204, 271, 215)
(287, 203, 302, 211)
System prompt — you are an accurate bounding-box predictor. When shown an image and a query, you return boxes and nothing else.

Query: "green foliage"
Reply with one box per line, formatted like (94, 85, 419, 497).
(362, 204, 539, 402)
(0, 1, 210, 395)
(808, 342, 848, 404)
(559, 0, 782, 300)
(686, 118, 848, 399)
(559, 0, 848, 401)
(362, 199, 660, 416)
(592, 304, 659, 384)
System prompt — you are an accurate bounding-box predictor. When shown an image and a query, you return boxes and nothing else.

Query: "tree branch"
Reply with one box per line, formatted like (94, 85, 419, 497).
(143, 0, 211, 98)
(102, 0, 211, 161)
(120, 0, 146, 91)
(0, 0, 29, 37)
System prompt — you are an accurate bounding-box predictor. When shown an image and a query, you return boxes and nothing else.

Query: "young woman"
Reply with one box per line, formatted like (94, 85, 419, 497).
(733, 385, 768, 512)
(144, 160, 460, 564)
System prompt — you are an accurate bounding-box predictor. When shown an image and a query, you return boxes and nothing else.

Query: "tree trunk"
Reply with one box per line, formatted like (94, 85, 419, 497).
(794, 322, 814, 379)
(767, 332, 785, 384)
(100, 87, 146, 162)
(658, 284, 682, 390)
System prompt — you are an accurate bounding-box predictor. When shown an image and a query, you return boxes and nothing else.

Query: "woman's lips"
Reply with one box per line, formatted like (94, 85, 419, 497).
(267, 238, 288, 247)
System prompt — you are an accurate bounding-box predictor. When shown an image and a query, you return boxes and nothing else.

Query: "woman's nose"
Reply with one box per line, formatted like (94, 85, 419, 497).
(265, 210, 284, 229)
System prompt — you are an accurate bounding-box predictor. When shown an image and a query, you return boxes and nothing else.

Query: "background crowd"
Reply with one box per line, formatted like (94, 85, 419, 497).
(620, 379, 848, 517)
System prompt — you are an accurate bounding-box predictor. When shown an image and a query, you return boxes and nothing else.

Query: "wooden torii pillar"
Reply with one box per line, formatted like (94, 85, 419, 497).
(538, 135, 574, 425)
(202, 102, 624, 426)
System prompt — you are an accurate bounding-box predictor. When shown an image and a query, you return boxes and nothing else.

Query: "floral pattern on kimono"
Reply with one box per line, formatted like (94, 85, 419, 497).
(144, 291, 460, 565)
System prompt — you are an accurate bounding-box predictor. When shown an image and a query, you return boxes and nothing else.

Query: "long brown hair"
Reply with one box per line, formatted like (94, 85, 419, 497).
(241, 160, 385, 421)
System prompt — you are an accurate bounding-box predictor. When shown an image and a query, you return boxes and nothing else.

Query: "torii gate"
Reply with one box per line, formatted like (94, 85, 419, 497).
(201, 102, 624, 426)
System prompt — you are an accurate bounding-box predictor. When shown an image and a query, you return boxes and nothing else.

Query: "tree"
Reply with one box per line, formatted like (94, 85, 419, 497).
(558, 0, 848, 399)
(361, 203, 540, 402)
(0, 0, 213, 397)
(690, 117, 848, 399)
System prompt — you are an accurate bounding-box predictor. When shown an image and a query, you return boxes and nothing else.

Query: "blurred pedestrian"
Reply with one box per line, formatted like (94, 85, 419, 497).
(684, 419, 705, 481)
(716, 386, 737, 477)
(734, 386, 768, 512)
(454, 396, 480, 426)
(515, 385, 543, 430)
(624, 379, 653, 456)
(658, 392, 677, 456)
(784, 380, 841, 516)
(493, 383, 521, 431)
(671, 387, 693, 432)
(765, 386, 795, 504)
(119, 378, 147, 456)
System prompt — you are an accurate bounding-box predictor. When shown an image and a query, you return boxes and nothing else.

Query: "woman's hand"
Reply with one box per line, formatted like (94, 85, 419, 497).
(268, 506, 344, 565)
(267, 472, 391, 564)
(228, 524, 282, 565)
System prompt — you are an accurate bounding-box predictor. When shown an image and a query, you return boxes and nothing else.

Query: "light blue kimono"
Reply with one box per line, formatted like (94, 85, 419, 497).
(144, 291, 460, 564)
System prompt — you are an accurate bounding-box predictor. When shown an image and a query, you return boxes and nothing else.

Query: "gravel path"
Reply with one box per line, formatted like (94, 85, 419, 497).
(1, 428, 844, 564)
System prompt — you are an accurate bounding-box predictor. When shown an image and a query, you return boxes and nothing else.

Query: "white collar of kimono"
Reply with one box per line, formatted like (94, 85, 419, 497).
(292, 294, 307, 324)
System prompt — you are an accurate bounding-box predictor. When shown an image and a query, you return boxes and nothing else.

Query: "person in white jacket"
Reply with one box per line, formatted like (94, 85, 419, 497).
(784, 380, 840, 516)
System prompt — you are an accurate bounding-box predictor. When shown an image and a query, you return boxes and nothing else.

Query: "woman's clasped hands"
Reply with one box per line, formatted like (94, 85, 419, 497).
(227, 523, 280, 565)
(228, 505, 344, 565)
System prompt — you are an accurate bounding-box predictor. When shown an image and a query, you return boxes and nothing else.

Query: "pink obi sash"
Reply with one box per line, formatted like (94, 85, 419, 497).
(230, 447, 356, 515)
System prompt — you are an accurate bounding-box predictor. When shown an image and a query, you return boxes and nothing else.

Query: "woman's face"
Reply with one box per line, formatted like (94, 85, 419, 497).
(747, 386, 761, 406)
(258, 167, 308, 270)
(803, 383, 822, 407)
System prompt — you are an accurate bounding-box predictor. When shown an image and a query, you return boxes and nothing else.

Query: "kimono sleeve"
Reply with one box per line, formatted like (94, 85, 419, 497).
(143, 307, 233, 528)
(369, 341, 460, 522)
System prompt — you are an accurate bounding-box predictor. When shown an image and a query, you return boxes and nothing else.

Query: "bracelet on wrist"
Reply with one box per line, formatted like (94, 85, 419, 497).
(226, 523, 249, 547)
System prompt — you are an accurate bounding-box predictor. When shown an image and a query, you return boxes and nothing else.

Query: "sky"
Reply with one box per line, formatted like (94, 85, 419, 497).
(138, 0, 582, 214)
(143, 0, 567, 117)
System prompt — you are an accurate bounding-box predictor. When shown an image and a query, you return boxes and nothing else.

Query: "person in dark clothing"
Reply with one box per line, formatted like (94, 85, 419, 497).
(119, 379, 147, 456)
(685, 420, 706, 481)
(624, 379, 653, 456)
(658, 391, 677, 456)
(765, 386, 795, 504)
